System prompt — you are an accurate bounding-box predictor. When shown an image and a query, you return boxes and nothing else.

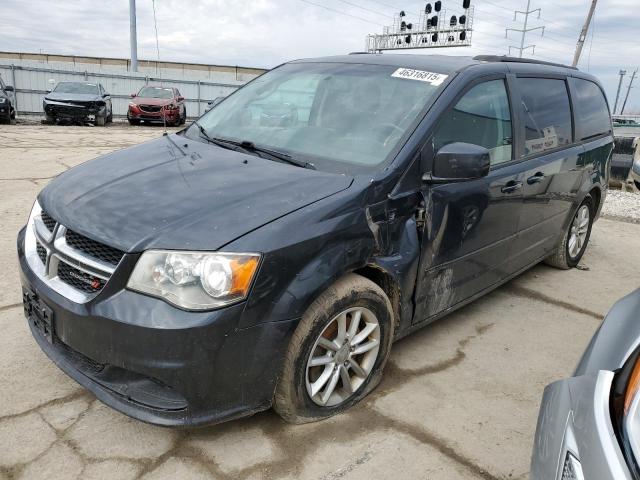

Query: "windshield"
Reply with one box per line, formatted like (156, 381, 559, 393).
(54, 82, 99, 95)
(189, 62, 444, 173)
(138, 87, 173, 99)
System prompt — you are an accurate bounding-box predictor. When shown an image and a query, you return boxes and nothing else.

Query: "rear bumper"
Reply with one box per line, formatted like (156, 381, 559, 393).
(531, 371, 633, 479)
(17, 227, 297, 427)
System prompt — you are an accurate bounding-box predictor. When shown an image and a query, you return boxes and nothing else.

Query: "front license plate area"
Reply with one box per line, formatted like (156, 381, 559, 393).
(22, 287, 54, 343)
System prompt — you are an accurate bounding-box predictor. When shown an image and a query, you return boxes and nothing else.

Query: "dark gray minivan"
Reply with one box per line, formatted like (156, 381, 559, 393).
(18, 54, 613, 426)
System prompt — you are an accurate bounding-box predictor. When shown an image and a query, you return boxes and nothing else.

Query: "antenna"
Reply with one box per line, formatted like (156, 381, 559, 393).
(505, 0, 545, 58)
(151, 0, 167, 132)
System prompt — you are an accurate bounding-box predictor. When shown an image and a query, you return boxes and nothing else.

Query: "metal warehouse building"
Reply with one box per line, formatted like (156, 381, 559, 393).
(0, 51, 267, 118)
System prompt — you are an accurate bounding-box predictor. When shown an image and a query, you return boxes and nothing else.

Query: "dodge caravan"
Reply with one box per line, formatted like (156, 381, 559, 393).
(17, 54, 613, 426)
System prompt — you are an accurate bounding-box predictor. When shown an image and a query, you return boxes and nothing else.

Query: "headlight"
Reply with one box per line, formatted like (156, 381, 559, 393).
(129, 103, 137, 108)
(612, 351, 640, 477)
(127, 250, 260, 310)
(0, 97, 6, 104)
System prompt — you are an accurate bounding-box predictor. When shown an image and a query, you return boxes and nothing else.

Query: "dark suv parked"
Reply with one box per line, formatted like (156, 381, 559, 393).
(18, 54, 613, 427)
(43, 81, 113, 126)
(0, 75, 15, 124)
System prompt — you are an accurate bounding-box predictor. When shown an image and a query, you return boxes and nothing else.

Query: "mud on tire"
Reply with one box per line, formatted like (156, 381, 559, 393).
(273, 273, 394, 424)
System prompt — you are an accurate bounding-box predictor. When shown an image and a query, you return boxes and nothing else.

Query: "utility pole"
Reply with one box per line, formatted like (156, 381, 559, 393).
(506, 0, 545, 58)
(572, 0, 598, 68)
(614, 70, 627, 115)
(129, 0, 138, 72)
(621, 69, 638, 115)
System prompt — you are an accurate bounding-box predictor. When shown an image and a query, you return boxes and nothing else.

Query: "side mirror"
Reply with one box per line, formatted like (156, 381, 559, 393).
(46, 89, 52, 94)
(3, 85, 14, 92)
(427, 142, 490, 182)
(130, 93, 137, 98)
(177, 96, 184, 102)
(102, 93, 110, 98)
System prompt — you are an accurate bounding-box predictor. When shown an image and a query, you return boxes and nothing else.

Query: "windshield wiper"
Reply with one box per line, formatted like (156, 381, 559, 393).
(221, 139, 316, 170)
(193, 121, 241, 152)
(192, 123, 315, 170)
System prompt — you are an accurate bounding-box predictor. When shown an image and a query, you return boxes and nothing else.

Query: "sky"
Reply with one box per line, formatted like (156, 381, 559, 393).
(0, 0, 637, 111)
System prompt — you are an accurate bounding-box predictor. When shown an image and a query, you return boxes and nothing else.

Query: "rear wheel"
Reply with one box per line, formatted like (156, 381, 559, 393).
(274, 274, 394, 424)
(545, 195, 594, 269)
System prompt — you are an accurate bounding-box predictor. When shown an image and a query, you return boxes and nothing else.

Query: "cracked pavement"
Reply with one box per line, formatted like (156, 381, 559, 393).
(1, 123, 639, 480)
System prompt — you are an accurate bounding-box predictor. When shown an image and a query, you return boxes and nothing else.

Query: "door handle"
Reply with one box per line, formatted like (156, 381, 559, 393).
(527, 172, 546, 185)
(501, 181, 523, 194)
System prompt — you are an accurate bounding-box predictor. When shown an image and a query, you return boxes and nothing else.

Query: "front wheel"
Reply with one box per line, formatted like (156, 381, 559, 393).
(274, 274, 394, 424)
(545, 195, 594, 269)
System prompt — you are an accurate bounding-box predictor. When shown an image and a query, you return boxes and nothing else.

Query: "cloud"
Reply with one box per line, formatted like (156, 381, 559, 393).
(0, 0, 637, 110)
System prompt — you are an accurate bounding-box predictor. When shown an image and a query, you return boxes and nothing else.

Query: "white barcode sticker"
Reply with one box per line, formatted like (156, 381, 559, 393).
(391, 68, 448, 86)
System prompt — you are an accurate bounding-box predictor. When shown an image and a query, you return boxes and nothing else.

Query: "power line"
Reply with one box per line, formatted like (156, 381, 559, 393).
(299, 0, 384, 26)
(334, 0, 392, 18)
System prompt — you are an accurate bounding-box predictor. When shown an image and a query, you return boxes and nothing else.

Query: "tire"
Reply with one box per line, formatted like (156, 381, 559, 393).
(274, 273, 394, 424)
(128, 118, 140, 126)
(95, 114, 106, 127)
(544, 195, 594, 270)
(107, 109, 113, 124)
(0, 113, 9, 125)
(180, 108, 186, 125)
(44, 114, 55, 125)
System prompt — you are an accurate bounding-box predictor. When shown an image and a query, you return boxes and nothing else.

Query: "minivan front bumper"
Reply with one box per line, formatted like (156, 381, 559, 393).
(17, 227, 297, 427)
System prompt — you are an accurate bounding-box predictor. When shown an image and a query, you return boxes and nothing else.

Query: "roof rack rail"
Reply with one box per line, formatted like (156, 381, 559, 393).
(473, 55, 578, 71)
(348, 51, 374, 55)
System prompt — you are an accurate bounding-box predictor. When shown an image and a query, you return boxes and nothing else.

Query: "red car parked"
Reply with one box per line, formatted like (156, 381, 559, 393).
(128, 86, 186, 126)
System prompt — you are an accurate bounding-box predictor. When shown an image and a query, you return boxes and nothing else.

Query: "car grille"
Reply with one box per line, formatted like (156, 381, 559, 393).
(57, 261, 106, 294)
(139, 104, 163, 113)
(36, 241, 47, 265)
(561, 453, 584, 480)
(31, 207, 124, 301)
(65, 229, 125, 266)
(41, 211, 56, 232)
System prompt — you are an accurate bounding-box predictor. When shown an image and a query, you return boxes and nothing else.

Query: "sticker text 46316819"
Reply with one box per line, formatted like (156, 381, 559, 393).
(391, 68, 449, 86)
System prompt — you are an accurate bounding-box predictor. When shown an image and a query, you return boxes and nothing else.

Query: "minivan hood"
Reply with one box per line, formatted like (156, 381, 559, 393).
(39, 135, 352, 252)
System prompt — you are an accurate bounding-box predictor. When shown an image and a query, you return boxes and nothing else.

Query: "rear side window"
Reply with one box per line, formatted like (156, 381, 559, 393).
(572, 79, 611, 141)
(433, 79, 513, 166)
(517, 78, 572, 156)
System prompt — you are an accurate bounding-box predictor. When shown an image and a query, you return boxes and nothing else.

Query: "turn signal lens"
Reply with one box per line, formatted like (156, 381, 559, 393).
(625, 358, 640, 415)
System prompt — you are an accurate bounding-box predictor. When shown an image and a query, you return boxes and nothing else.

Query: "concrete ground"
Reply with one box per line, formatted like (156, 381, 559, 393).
(1, 124, 639, 480)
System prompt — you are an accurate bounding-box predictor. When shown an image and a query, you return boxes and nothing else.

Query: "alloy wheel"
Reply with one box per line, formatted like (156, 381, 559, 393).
(305, 307, 380, 407)
(568, 205, 590, 259)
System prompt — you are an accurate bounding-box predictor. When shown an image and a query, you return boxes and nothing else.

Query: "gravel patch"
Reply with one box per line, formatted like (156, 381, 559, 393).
(602, 189, 640, 223)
